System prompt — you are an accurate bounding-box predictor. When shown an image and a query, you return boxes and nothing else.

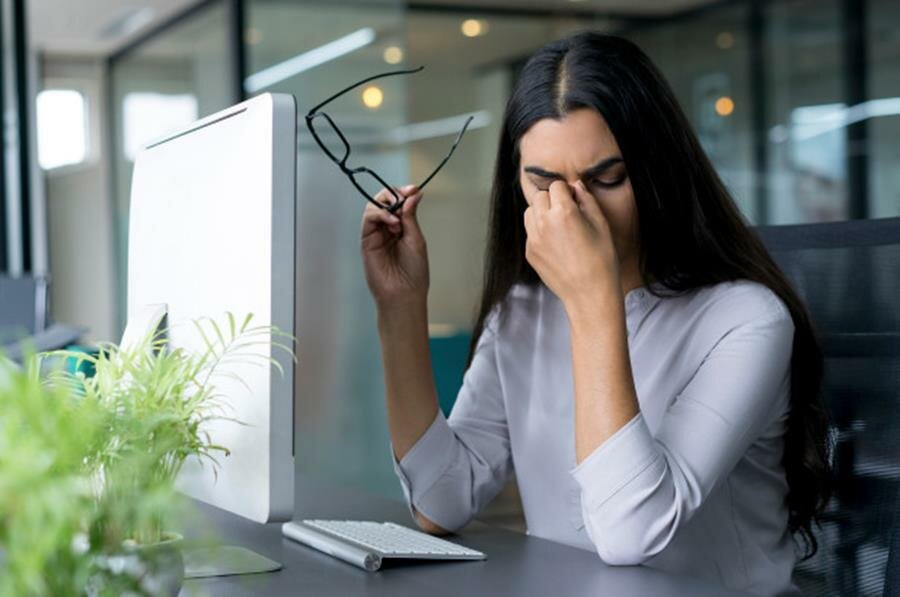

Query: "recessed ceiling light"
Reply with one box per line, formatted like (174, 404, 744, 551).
(383, 46, 404, 64)
(461, 19, 489, 38)
(362, 85, 384, 109)
(716, 31, 735, 49)
(715, 96, 735, 116)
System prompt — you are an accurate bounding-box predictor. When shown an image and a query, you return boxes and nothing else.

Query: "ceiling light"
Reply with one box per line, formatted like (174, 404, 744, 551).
(461, 19, 489, 38)
(383, 46, 404, 65)
(362, 86, 384, 109)
(245, 28, 376, 93)
(716, 32, 734, 49)
(715, 96, 735, 116)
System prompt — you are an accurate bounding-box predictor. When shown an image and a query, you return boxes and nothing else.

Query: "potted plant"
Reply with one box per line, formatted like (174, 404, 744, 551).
(0, 313, 293, 595)
(51, 311, 294, 595)
(0, 352, 107, 596)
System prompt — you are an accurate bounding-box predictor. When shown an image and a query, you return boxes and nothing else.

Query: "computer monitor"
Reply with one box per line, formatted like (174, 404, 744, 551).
(125, 93, 297, 535)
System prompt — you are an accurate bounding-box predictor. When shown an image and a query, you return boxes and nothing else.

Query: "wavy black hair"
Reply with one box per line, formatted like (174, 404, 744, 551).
(467, 30, 832, 559)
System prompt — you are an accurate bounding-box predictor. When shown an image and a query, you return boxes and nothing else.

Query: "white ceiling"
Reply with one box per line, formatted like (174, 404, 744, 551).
(29, 0, 200, 56)
(28, 0, 715, 57)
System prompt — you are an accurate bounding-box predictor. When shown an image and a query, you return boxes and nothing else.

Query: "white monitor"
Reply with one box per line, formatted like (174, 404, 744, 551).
(126, 93, 296, 525)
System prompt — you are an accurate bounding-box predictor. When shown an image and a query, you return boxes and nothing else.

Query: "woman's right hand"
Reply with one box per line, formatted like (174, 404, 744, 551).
(360, 184, 429, 308)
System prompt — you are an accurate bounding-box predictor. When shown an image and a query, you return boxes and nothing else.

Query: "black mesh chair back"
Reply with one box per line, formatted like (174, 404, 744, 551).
(885, 491, 900, 597)
(755, 217, 900, 597)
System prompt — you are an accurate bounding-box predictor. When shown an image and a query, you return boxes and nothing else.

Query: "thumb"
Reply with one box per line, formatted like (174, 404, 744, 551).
(400, 185, 422, 216)
(400, 189, 425, 238)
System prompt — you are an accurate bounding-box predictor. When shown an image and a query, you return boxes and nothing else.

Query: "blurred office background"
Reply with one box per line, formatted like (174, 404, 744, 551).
(2, 0, 899, 594)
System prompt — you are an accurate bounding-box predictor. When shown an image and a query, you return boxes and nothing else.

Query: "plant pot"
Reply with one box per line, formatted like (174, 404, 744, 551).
(90, 531, 185, 597)
(128, 531, 185, 596)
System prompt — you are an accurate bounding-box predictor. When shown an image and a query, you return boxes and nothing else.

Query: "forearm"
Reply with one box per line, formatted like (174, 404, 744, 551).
(565, 288, 640, 464)
(376, 299, 440, 461)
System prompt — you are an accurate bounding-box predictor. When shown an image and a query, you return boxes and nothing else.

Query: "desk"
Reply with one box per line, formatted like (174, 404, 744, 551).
(182, 476, 750, 596)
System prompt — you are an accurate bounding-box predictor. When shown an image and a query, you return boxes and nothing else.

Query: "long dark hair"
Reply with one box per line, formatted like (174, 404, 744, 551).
(468, 31, 832, 558)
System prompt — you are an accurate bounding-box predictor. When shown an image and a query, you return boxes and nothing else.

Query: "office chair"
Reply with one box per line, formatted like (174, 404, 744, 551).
(755, 216, 900, 597)
(0, 275, 86, 362)
(885, 490, 900, 597)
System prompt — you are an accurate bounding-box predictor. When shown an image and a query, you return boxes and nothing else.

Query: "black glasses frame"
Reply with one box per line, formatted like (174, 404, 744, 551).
(305, 66, 473, 214)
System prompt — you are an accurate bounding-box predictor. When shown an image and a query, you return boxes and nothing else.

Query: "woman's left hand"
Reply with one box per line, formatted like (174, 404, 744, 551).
(523, 179, 620, 310)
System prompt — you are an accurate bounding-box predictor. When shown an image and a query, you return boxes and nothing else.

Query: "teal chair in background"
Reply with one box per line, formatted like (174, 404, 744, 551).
(428, 331, 471, 417)
(60, 344, 100, 378)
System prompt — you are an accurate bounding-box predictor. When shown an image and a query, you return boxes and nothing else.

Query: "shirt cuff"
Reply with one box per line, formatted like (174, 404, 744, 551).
(569, 411, 661, 510)
(390, 409, 458, 505)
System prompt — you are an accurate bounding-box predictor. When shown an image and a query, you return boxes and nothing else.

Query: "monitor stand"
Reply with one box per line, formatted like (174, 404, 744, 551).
(183, 546, 282, 578)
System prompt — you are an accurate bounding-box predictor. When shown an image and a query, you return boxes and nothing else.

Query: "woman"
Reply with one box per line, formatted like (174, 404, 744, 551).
(359, 31, 831, 596)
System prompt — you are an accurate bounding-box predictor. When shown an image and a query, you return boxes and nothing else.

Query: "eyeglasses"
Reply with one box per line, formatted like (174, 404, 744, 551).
(305, 66, 473, 215)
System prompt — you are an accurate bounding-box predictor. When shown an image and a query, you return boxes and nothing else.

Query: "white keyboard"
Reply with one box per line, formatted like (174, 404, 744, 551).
(281, 519, 486, 572)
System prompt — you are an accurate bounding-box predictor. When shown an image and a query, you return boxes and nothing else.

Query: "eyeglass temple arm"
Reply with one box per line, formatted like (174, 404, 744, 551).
(307, 66, 425, 115)
(381, 114, 473, 214)
(416, 115, 474, 191)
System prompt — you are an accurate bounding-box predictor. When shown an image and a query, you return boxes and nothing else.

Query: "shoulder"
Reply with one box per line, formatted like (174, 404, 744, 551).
(684, 280, 794, 343)
(701, 279, 791, 321)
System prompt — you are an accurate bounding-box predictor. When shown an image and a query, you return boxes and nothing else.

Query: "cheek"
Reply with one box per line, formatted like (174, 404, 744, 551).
(595, 184, 638, 240)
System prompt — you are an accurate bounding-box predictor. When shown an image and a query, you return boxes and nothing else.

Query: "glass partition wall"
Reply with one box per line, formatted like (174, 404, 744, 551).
(246, 0, 412, 498)
(109, 1, 234, 332)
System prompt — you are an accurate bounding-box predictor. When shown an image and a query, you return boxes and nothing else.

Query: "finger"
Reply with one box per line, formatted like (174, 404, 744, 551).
(381, 185, 409, 210)
(532, 189, 550, 212)
(401, 190, 424, 218)
(399, 192, 426, 241)
(383, 184, 421, 213)
(572, 180, 604, 225)
(365, 199, 401, 224)
(362, 201, 401, 237)
(548, 180, 576, 212)
(374, 187, 398, 208)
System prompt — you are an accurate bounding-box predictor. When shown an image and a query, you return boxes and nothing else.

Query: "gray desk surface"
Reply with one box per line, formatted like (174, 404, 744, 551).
(182, 475, 750, 597)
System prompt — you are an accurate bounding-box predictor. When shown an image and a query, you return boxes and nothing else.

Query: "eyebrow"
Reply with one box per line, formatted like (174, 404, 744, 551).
(523, 157, 624, 180)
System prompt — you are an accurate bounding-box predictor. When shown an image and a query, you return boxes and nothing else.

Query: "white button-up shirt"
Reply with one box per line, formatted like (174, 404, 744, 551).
(392, 279, 801, 596)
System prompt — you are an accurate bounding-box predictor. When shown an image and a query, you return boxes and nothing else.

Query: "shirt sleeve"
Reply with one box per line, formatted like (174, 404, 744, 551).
(390, 308, 513, 532)
(570, 303, 795, 565)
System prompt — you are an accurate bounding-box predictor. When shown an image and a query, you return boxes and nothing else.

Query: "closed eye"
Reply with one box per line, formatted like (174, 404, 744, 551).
(529, 173, 626, 192)
(589, 174, 627, 189)
(529, 175, 556, 192)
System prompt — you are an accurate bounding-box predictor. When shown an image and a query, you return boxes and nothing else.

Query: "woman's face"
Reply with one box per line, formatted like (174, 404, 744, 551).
(517, 107, 639, 268)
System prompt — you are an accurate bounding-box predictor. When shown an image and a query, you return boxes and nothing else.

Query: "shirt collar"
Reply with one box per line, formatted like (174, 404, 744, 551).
(625, 281, 666, 316)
